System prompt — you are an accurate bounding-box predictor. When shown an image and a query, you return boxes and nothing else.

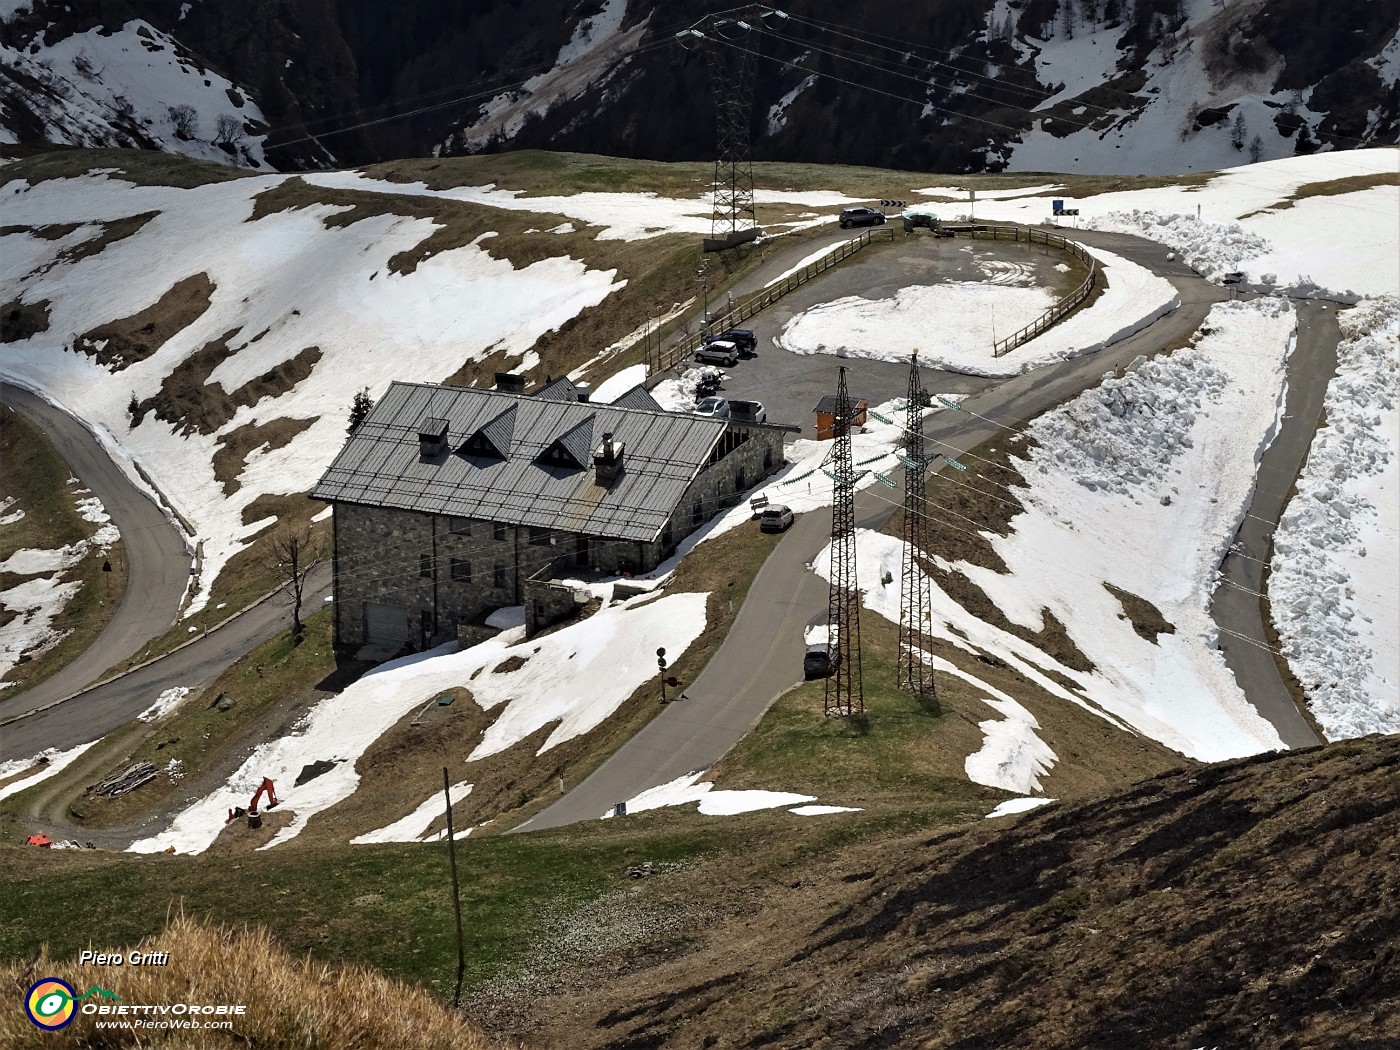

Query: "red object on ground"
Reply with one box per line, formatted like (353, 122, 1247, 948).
(224, 777, 282, 825)
(250, 777, 280, 814)
(26, 834, 52, 847)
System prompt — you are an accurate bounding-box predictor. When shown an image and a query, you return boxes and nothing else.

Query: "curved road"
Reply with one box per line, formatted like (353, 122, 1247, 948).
(1211, 302, 1335, 748)
(520, 228, 1322, 832)
(2, 226, 1325, 829)
(1, 383, 190, 716)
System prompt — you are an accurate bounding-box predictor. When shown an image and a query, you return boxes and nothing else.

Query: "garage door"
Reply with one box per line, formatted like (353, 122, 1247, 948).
(363, 602, 411, 647)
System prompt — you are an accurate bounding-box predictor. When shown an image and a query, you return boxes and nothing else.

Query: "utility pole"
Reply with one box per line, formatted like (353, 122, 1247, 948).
(442, 767, 466, 1008)
(824, 366, 864, 718)
(898, 353, 937, 709)
(697, 264, 711, 338)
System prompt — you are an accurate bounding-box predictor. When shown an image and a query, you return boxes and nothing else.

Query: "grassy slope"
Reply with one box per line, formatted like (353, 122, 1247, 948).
(0, 404, 128, 694)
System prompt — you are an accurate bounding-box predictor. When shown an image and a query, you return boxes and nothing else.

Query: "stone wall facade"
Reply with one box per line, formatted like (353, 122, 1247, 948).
(331, 424, 787, 651)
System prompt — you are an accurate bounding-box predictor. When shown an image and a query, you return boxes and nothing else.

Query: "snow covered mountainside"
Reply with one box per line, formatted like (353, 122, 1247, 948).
(2, 0, 1396, 174)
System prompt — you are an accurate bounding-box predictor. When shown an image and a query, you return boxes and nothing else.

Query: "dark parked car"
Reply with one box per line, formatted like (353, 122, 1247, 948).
(839, 207, 886, 229)
(804, 641, 839, 678)
(709, 328, 757, 355)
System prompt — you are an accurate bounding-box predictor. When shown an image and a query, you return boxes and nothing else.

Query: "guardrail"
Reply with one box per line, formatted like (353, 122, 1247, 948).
(652, 226, 896, 374)
(944, 225, 1098, 357)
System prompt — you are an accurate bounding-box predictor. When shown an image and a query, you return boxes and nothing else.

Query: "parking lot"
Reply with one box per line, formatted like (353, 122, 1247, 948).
(688, 230, 1085, 433)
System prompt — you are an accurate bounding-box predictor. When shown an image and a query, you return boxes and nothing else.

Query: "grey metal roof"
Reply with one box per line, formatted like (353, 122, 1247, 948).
(312, 382, 729, 542)
(550, 414, 595, 467)
(536, 376, 579, 401)
(475, 404, 517, 457)
(611, 384, 663, 412)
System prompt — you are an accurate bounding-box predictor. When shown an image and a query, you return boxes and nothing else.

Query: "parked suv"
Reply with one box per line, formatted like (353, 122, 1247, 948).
(759, 504, 794, 533)
(709, 328, 757, 356)
(804, 641, 839, 678)
(839, 207, 886, 229)
(694, 340, 740, 366)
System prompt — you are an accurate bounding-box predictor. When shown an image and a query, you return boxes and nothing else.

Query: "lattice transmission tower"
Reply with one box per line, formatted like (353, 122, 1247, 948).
(824, 366, 864, 718)
(898, 352, 937, 709)
(680, 13, 762, 251)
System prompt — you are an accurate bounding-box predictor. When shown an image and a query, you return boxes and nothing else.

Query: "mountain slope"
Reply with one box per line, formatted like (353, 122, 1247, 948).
(2, 0, 1396, 174)
(489, 736, 1400, 1049)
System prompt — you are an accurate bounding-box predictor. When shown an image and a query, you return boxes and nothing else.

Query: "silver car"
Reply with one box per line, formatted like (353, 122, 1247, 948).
(694, 396, 731, 419)
(694, 340, 740, 366)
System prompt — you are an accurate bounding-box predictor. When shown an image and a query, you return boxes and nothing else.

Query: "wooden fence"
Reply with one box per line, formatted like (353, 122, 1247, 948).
(945, 225, 1098, 357)
(652, 227, 895, 374)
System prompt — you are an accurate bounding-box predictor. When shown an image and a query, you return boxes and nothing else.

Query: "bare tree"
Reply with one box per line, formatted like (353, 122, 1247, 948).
(213, 113, 245, 148)
(262, 525, 324, 639)
(1248, 134, 1264, 163)
(168, 104, 198, 140)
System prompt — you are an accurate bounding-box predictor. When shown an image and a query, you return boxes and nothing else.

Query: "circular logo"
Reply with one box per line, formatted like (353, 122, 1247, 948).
(25, 978, 77, 1030)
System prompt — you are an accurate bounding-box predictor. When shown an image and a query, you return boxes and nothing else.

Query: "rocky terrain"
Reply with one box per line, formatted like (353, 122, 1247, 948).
(2, 0, 1397, 174)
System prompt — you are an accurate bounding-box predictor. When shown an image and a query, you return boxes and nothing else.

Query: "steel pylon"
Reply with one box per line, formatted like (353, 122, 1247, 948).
(898, 352, 938, 709)
(825, 366, 864, 718)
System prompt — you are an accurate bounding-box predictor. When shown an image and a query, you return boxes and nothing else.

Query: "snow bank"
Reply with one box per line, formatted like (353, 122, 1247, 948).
(590, 363, 648, 403)
(963, 150, 1399, 299)
(1270, 295, 1400, 739)
(924, 655, 1057, 794)
(0, 740, 99, 802)
(819, 299, 1299, 762)
(986, 797, 1056, 818)
(776, 243, 1177, 377)
(765, 237, 859, 287)
(137, 685, 191, 722)
(350, 781, 473, 845)
(1090, 210, 1270, 282)
(604, 770, 858, 819)
(128, 590, 707, 854)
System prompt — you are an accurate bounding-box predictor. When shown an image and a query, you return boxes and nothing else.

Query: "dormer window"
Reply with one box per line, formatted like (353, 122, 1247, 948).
(458, 405, 515, 462)
(536, 415, 594, 472)
(462, 430, 504, 460)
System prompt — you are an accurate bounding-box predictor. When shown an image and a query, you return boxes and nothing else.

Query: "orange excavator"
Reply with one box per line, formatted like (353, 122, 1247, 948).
(226, 777, 280, 829)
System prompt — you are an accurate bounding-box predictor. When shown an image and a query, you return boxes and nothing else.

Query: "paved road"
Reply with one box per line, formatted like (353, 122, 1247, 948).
(1210, 301, 1336, 749)
(520, 228, 1244, 832)
(1, 383, 190, 715)
(0, 563, 330, 762)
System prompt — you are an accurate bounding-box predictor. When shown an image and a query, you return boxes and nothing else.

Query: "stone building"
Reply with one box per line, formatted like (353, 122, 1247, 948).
(312, 378, 786, 651)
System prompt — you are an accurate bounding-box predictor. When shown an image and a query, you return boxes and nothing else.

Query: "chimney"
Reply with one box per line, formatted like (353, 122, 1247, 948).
(494, 372, 526, 394)
(418, 417, 449, 458)
(593, 431, 624, 484)
(575, 382, 591, 403)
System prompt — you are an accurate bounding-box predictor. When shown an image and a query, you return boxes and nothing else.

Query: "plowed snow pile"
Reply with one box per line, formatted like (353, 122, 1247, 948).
(1269, 295, 1400, 738)
(820, 298, 1300, 761)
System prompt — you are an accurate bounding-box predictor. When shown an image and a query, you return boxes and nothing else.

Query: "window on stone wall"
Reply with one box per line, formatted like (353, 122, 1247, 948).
(419, 554, 432, 578)
(529, 526, 551, 546)
(494, 522, 508, 541)
(736, 470, 746, 492)
(692, 501, 704, 528)
(764, 447, 773, 469)
(494, 564, 507, 589)
(450, 557, 471, 583)
(448, 516, 472, 536)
